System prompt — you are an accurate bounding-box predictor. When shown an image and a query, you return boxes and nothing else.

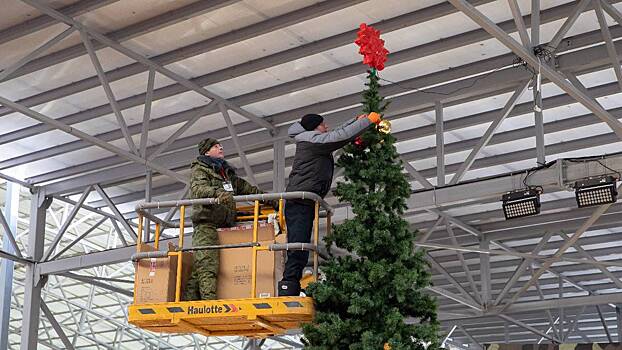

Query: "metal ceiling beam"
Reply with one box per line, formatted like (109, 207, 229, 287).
(43, 212, 622, 288)
(40, 301, 75, 350)
(269, 336, 303, 349)
(479, 235, 490, 307)
(86, 182, 186, 209)
(93, 185, 137, 242)
(493, 232, 554, 306)
(457, 324, 483, 350)
(34, 231, 622, 326)
(7, 0, 622, 338)
(37, 239, 160, 275)
(146, 101, 217, 161)
(446, 222, 482, 304)
(559, 232, 622, 290)
(594, 0, 622, 91)
(43, 78, 622, 207)
(21, 0, 275, 134)
(0, 26, 75, 81)
(43, 92, 622, 214)
(530, 0, 544, 166)
(0, 208, 23, 259)
(449, 329, 596, 344)
(0, 0, 368, 138)
(419, 241, 622, 273)
(596, 305, 613, 343)
(0, 0, 117, 46)
(42, 185, 92, 262)
(428, 201, 622, 245)
(422, 209, 615, 308)
(118, 129, 622, 227)
(449, 80, 530, 184)
(550, 0, 592, 50)
(427, 286, 483, 311)
(439, 310, 603, 330)
(5, 31, 616, 193)
(563, 305, 587, 342)
(16, 279, 184, 349)
(0, 93, 188, 185)
(20, 188, 49, 350)
(447, 0, 622, 139)
(139, 68, 155, 158)
(403, 159, 434, 189)
(416, 218, 444, 247)
(435, 101, 445, 186)
(427, 253, 480, 306)
(58, 273, 132, 298)
(0, 0, 599, 149)
(440, 293, 622, 320)
(602, 0, 622, 25)
(30, 29, 622, 191)
(507, 0, 530, 48)
(49, 217, 107, 261)
(0, 182, 22, 349)
(52, 194, 137, 228)
(163, 184, 190, 223)
(79, 30, 139, 155)
(405, 147, 622, 213)
(273, 140, 286, 193)
(2, 0, 239, 81)
(531, 0, 540, 46)
(535, 279, 560, 342)
(502, 184, 622, 310)
(309, 80, 621, 184)
(0, 0, 496, 134)
(497, 314, 560, 343)
(220, 103, 257, 186)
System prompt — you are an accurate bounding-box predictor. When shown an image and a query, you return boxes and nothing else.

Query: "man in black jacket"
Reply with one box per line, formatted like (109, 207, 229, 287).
(278, 112, 381, 296)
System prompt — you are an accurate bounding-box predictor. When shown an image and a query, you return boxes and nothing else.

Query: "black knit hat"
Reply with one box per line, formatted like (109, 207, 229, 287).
(300, 114, 324, 131)
(198, 138, 219, 155)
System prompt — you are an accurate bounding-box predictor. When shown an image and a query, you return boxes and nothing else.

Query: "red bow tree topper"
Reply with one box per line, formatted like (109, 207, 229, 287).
(354, 23, 389, 71)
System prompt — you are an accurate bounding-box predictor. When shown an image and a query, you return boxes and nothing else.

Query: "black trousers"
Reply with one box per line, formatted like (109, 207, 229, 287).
(281, 200, 315, 284)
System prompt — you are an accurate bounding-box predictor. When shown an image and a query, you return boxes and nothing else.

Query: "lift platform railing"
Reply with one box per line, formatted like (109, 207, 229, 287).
(132, 192, 333, 304)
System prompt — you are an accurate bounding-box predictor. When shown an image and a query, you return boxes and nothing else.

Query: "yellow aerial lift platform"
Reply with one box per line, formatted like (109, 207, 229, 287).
(128, 192, 332, 338)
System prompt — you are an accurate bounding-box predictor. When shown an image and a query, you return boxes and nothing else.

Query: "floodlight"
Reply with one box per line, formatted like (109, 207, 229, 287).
(502, 188, 541, 220)
(574, 176, 618, 208)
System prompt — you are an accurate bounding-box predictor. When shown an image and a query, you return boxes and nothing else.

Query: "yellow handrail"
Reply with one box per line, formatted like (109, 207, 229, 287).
(134, 195, 327, 304)
(137, 215, 143, 247)
(313, 201, 319, 279)
(154, 223, 161, 250)
(250, 200, 260, 298)
(134, 215, 143, 304)
(175, 205, 186, 302)
(278, 199, 285, 235)
(236, 214, 271, 221)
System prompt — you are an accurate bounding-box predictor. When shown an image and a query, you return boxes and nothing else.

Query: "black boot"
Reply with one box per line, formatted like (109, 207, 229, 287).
(278, 280, 301, 296)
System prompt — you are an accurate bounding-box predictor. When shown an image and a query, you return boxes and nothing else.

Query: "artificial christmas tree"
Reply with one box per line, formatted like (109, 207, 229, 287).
(302, 23, 439, 350)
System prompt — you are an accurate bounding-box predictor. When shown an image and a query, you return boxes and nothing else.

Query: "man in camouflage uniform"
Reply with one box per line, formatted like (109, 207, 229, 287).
(184, 138, 264, 300)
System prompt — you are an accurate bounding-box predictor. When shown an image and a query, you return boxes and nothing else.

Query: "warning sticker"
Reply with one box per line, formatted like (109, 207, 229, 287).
(149, 258, 157, 277)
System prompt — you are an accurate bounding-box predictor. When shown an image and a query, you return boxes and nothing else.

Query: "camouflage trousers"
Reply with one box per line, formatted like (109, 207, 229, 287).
(184, 223, 219, 300)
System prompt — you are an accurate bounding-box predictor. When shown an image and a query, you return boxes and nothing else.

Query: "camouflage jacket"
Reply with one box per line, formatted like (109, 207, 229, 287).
(190, 156, 261, 227)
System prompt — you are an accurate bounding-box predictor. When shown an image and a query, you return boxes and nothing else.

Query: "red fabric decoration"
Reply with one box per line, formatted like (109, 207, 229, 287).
(354, 136, 364, 149)
(354, 23, 389, 71)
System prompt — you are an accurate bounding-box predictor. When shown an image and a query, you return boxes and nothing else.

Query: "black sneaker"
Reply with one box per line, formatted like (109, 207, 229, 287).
(278, 280, 300, 296)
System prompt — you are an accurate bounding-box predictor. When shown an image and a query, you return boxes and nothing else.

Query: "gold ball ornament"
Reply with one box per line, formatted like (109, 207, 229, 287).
(377, 119, 391, 134)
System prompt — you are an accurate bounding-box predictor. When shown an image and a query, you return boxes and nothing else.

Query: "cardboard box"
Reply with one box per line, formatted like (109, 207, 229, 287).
(134, 243, 193, 304)
(217, 223, 285, 299)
